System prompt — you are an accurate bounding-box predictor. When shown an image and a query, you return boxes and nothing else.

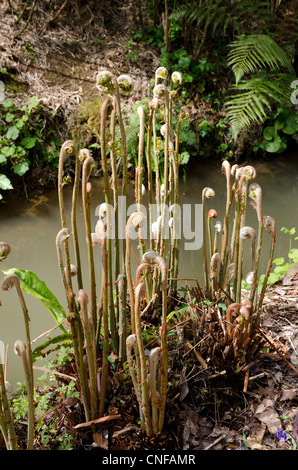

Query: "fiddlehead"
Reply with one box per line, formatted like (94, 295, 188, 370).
(126, 211, 147, 334)
(0, 242, 11, 262)
(82, 154, 97, 329)
(56, 228, 70, 296)
(1, 275, 34, 451)
(202, 187, 215, 296)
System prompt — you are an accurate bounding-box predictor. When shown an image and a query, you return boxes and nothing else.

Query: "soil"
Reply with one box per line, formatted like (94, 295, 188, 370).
(0, 1, 297, 452)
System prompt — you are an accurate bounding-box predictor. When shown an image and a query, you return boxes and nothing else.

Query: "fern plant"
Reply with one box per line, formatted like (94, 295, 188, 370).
(225, 34, 296, 140)
(170, 0, 275, 58)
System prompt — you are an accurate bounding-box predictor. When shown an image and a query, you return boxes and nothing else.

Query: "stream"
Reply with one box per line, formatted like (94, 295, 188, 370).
(0, 151, 297, 388)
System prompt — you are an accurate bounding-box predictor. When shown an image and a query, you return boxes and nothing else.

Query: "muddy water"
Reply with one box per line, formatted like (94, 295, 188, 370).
(0, 152, 297, 387)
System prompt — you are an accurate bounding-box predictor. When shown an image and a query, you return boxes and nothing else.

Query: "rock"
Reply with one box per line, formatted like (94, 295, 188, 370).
(284, 262, 298, 280)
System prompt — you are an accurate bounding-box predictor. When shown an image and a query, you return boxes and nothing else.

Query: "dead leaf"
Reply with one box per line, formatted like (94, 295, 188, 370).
(179, 366, 189, 402)
(93, 431, 108, 450)
(255, 399, 280, 434)
(246, 437, 264, 450)
(281, 389, 297, 401)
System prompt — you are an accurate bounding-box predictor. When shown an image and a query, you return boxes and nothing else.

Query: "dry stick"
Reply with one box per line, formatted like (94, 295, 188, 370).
(1, 274, 34, 449)
(256, 327, 298, 375)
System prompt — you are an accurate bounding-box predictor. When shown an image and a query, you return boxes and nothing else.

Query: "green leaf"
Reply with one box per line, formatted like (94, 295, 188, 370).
(178, 151, 190, 165)
(28, 95, 40, 112)
(228, 34, 294, 84)
(6, 125, 19, 141)
(263, 126, 276, 141)
(0, 154, 7, 165)
(5, 112, 15, 123)
(289, 248, 298, 262)
(0, 174, 13, 190)
(3, 99, 13, 108)
(273, 257, 285, 265)
(13, 161, 29, 176)
(32, 334, 72, 362)
(20, 136, 36, 149)
(264, 134, 286, 153)
(3, 268, 67, 331)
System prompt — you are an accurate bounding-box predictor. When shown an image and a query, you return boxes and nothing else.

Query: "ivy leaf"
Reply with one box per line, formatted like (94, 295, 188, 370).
(13, 161, 29, 176)
(0, 174, 13, 190)
(6, 125, 19, 141)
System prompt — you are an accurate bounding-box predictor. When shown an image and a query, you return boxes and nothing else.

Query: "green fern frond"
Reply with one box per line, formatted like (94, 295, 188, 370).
(228, 34, 294, 84)
(225, 74, 295, 139)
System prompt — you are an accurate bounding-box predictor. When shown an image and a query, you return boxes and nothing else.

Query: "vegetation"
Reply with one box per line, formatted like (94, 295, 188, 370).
(0, 92, 61, 200)
(0, 0, 297, 451)
(1, 64, 288, 448)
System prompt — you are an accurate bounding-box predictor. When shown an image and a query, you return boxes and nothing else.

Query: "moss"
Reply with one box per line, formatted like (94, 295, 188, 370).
(67, 97, 103, 148)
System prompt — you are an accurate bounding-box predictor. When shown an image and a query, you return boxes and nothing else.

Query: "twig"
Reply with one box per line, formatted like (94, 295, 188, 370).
(33, 366, 77, 382)
(204, 434, 224, 450)
(15, 0, 37, 38)
(256, 327, 298, 375)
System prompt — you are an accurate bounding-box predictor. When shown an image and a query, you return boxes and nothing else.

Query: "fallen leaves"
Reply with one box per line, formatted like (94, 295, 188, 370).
(255, 398, 281, 434)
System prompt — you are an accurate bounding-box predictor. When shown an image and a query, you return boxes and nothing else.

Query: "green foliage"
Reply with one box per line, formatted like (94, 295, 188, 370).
(258, 227, 298, 289)
(0, 96, 61, 200)
(228, 34, 293, 85)
(225, 34, 296, 140)
(169, 0, 275, 58)
(263, 108, 298, 153)
(11, 371, 78, 450)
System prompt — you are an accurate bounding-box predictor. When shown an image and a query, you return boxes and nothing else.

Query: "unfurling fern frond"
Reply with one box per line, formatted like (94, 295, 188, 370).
(228, 34, 294, 84)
